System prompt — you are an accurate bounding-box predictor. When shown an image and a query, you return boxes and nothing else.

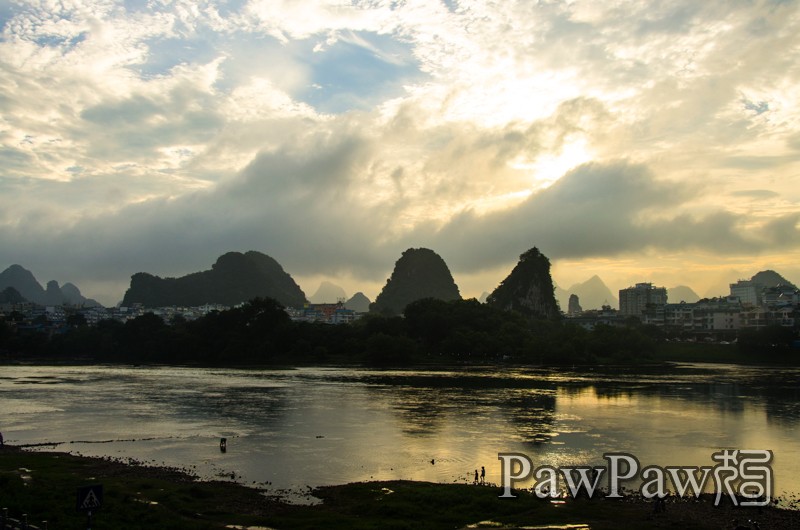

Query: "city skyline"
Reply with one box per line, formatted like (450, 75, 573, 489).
(1, 1, 799, 306)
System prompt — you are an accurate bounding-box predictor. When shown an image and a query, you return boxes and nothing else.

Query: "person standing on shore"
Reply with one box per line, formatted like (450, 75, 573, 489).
(480, 466, 485, 484)
(0, 431, 4, 446)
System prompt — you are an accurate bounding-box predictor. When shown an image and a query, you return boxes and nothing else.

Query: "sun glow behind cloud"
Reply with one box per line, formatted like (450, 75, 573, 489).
(0, 0, 799, 304)
(512, 137, 594, 191)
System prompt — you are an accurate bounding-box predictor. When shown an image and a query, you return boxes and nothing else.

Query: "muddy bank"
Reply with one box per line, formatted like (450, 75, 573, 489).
(1, 445, 798, 529)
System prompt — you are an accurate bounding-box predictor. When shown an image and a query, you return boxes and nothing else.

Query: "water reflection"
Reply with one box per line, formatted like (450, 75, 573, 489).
(502, 390, 557, 445)
(0, 364, 798, 502)
(385, 386, 452, 436)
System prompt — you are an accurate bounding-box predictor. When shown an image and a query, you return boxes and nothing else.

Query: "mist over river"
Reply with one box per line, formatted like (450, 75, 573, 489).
(1, 364, 798, 503)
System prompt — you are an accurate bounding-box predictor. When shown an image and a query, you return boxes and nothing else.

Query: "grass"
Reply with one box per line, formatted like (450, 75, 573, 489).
(2, 446, 799, 529)
(0, 446, 274, 529)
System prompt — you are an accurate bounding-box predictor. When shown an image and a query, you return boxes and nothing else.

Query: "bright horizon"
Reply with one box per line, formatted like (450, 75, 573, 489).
(1, 1, 799, 307)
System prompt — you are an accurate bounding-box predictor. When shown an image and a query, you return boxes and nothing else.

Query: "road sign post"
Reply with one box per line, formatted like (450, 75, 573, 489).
(76, 485, 103, 530)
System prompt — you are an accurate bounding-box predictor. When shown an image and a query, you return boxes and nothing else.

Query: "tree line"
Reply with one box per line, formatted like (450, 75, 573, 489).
(1, 297, 797, 365)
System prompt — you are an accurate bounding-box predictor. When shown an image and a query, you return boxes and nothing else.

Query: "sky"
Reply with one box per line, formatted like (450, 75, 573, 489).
(1, 0, 799, 306)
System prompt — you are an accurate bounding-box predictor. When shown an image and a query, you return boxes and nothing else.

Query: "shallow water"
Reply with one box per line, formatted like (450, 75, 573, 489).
(1, 363, 798, 503)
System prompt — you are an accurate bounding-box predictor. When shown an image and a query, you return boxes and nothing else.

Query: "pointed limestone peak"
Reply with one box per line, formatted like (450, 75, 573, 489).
(345, 292, 371, 313)
(0, 264, 46, 304)
(486, 247, 559, 319)
(310, 281, 348, 303)
(370, 248, 461, 316)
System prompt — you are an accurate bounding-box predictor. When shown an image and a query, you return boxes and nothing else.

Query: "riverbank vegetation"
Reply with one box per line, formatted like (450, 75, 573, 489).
(1, 446, 796, 530)
(1, 297, 797, 366)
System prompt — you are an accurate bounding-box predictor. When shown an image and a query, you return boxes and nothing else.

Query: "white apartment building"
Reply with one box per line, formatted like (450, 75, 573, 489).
(729, 280, 761, 306)
(619, 283, 668, 317)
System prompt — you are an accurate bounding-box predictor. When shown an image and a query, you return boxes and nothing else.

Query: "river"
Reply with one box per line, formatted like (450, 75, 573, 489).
(1, 363, 798, 503)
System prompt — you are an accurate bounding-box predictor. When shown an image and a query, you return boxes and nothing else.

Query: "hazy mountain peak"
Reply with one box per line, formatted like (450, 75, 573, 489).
(60, 282, 100, 306)
(0, 265, 99, 306)
(557, 275, 617, 310)
(667, 285, 700, 303)
(751, 270, 797, 289)
(310, 281, 348, 303)
(0, 286, 26, 304)
(345, 292, 371, 313)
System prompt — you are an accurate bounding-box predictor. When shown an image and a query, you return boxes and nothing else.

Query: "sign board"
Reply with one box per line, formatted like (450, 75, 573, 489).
(76, 484, 103, 511)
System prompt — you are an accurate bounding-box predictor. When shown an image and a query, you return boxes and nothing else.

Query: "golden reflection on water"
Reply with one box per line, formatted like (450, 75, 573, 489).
(549, 383, 799, 499)
(1, 364, 798, 503)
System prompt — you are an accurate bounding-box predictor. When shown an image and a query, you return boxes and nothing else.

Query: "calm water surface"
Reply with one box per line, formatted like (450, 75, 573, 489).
(1, 363, 798, 501)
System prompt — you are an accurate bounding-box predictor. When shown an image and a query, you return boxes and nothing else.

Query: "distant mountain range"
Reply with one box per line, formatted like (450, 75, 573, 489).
(5, 252, 797, 313)
(554, 273, 799, 309)
(0, 264, 100, 306)
(555, 275, 617, 310)
(121, 251, 307, 308)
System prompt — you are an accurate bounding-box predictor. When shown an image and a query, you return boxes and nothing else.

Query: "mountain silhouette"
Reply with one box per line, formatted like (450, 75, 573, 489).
(121, 251, 307, 308)
(555, 275, 617, 310)
(0, 264, 45, 303)
(568, 294, 582, 314)
(344, 292, 371, 313)
(0, 264, 100, 306)
(486, 247, 559, 319)
(0, 286, 25, 304)
(750, 270, 797, 290)
(667, 285, 700, 303)
(370, 248, 461, 316)
(309, 281, 347, 303)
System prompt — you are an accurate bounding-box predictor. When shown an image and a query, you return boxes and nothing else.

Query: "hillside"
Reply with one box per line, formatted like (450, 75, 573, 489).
(751, 270, 797, 290)
(0, 286, 25, 304)
(0, 265, 45, 303)
(486, 247, 559, 319)
(370, 248, 461, 316)
(121, 251, 307, 308)
(0, 264, 100, 306)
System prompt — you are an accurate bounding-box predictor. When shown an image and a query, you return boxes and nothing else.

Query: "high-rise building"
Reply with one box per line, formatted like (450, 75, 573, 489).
(729, 280, 761, 306)
(619, 283, 668, 317)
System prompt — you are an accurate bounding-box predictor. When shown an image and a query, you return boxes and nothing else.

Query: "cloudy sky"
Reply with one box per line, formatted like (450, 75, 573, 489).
(1, 0, 799, 306)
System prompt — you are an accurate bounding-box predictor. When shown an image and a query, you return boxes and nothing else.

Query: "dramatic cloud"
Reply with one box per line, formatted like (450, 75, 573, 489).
(1, 0, 799, 303)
